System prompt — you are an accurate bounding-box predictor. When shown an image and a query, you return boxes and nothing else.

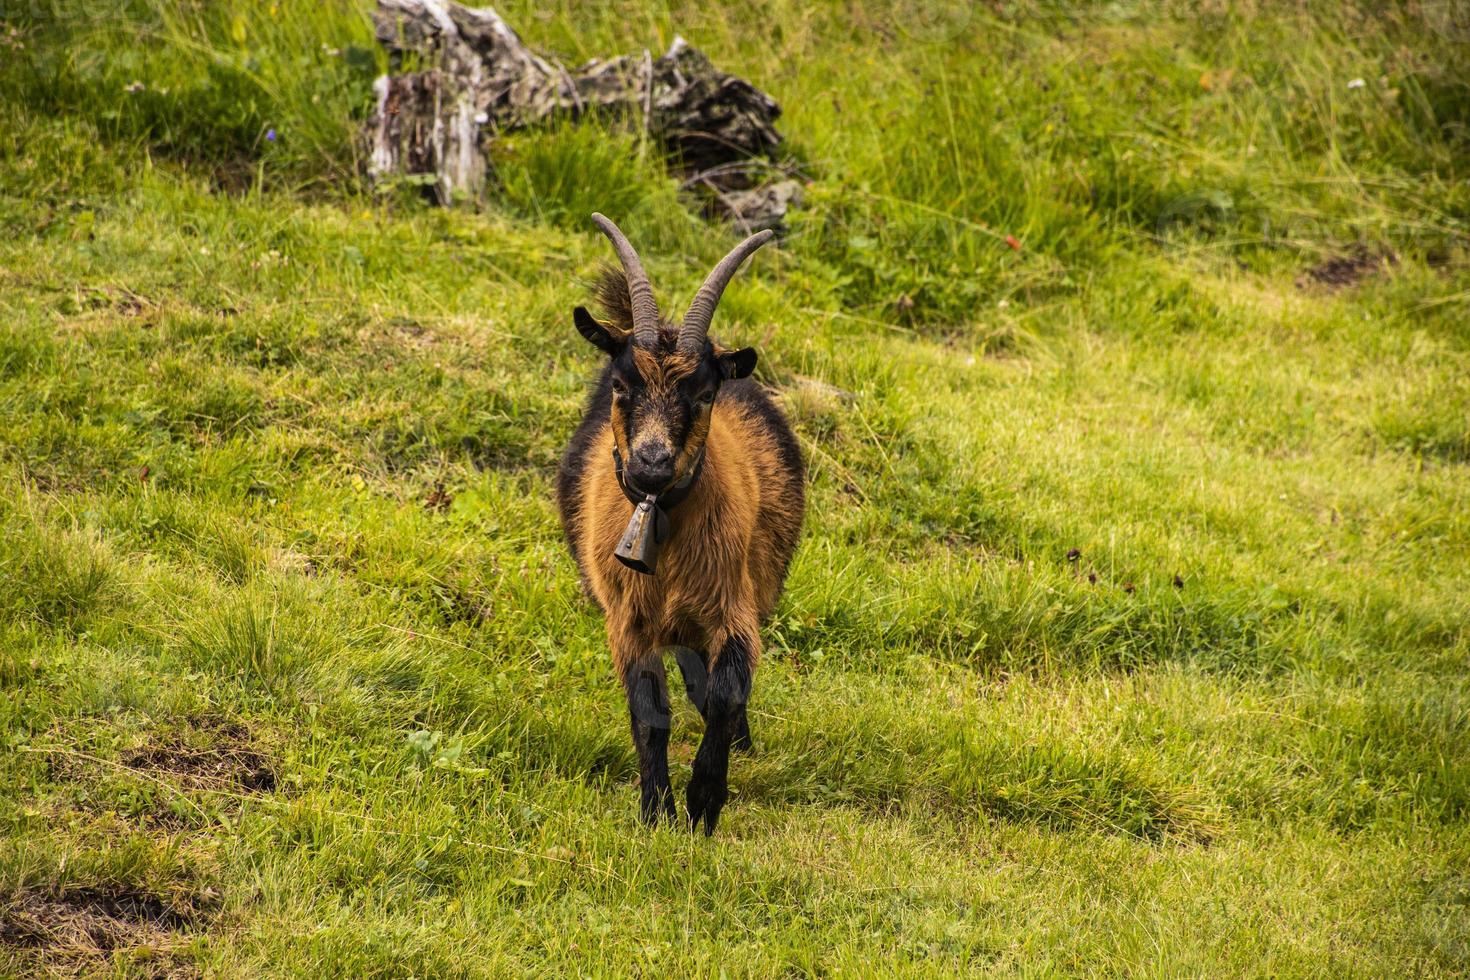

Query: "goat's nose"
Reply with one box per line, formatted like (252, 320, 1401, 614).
(635, 443, 674, 469)
(632, 443, 675, 485)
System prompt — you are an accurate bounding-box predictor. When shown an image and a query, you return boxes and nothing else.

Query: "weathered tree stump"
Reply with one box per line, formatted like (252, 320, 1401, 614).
(365, 0, 802, 228)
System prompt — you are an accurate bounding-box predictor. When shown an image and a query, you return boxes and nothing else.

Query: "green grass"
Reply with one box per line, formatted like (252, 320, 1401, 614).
(2, 0, 1468, 975)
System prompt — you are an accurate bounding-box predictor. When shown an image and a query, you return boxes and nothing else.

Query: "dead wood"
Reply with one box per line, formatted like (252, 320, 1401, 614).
(365, 0, 801, 228)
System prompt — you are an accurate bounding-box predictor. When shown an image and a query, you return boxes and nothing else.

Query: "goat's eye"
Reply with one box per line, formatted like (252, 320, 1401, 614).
(611, 378, 627, 396)
(697, 390, 716, 406)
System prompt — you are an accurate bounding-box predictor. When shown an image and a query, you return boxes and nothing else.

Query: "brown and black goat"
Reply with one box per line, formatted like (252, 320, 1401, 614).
(557, 214, 804, 834)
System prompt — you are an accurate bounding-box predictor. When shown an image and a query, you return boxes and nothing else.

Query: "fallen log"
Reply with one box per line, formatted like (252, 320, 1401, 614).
(365, 0, 802, 229)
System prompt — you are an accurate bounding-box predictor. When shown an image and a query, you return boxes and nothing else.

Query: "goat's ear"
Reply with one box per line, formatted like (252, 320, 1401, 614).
(573, 306, 621, 355)
(716, 346, 758, 380)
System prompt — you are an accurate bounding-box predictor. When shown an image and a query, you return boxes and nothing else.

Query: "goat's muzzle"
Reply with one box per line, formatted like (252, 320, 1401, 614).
(610, 447, 703, 575)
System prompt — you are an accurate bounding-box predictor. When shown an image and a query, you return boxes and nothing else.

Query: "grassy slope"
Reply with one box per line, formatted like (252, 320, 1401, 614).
(2, 0, 1468, 975)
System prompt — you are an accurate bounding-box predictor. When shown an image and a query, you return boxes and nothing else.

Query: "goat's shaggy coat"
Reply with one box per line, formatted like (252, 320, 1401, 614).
(557, 220, 803, 833)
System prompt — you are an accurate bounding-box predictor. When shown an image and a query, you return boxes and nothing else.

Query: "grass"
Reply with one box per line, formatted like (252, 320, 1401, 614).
(1, 0, 1468, 974)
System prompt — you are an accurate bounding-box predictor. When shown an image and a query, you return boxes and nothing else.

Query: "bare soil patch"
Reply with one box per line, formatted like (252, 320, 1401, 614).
(1297, 246, 1397, 290)
(121, 718, 276, 794)
(1, 886, 209, 978)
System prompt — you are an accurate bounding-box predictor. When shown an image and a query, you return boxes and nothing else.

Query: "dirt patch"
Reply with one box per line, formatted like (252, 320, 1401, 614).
(121, 719, 276, 794)
(82, 284, 157, 318)
(266, 547, 322, 578)
(355, 317, 441, 356)
(1296, 246, 1397, 290)
(428, 581, 491, 628)
(424, 481, 454, 513)
(1, 887, 208, 977)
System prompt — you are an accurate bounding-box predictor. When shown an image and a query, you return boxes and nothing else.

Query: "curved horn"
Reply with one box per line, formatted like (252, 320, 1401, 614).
(678, 229, 775, 356)
(590, 212, 660, 347)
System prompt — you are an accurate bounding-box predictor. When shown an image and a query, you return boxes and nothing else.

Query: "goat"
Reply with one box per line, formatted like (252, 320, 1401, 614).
(557, 214, 804, 834)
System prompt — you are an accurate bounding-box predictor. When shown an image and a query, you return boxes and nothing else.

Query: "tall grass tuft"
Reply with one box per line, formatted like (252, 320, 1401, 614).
(1, 524, 120, 630)
(181, 594, 307, 695)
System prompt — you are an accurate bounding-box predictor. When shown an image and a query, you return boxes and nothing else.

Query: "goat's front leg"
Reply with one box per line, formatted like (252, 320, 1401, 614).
(675, 646, 754, 754)
(687, 629, 755, 835)
(617, 636, 676, 826)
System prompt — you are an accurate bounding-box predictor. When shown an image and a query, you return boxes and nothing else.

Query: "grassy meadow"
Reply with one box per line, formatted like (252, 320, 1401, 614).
(2, 0, 1469, 974)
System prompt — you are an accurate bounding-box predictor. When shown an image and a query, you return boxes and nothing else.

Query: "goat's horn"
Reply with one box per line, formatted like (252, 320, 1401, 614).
(591, 212, 660, 347)
(678, 229, 774, 356)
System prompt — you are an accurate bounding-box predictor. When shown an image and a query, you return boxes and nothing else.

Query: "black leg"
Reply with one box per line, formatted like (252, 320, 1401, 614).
(731, 703, 754, 754)
(673, 645, 709, 717)
(623, 659, 675, 826)
(687, 633, 753, 835)
(668, 645, 749, 749)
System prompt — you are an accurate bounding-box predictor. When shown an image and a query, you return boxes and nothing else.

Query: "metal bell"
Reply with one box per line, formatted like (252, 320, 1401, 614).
(614, 494, 669, 574)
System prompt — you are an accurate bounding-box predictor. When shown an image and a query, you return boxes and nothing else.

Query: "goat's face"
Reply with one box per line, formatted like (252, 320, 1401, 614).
(574, 311, 756, 495)
(577, 213, 772, 496)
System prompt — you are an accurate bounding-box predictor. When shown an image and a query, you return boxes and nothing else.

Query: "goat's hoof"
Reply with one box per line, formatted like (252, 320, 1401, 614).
(686, 774, 728, 836)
